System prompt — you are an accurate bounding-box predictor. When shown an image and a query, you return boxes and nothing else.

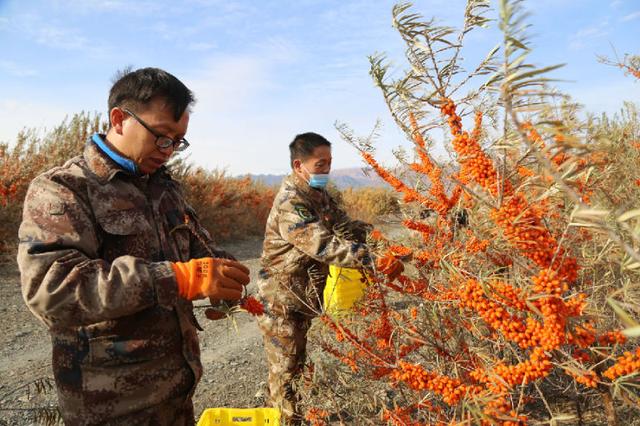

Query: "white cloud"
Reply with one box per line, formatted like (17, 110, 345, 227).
(621, 11, 640, 22)
(35, 25, 89, 50)
(0, 61, 37, 77)
(569, 19, 610, 50)
(256, 36, 300, 64)
(179, 47, 399, 175)
(51, 0, 162, 14)
(188, 42, 217, 51)
(182, 54, 279, 173)
(3, 14, 89, 50)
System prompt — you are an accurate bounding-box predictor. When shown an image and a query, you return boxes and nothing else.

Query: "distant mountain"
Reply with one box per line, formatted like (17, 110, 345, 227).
(247, 167, 388, 189)
(248, 174, 284, 187)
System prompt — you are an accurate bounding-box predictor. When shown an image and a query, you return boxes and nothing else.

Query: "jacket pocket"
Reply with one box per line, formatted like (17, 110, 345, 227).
(94, 208, 155, 261)
(95, 208, 151, 235)
(87, 335, 166, 366)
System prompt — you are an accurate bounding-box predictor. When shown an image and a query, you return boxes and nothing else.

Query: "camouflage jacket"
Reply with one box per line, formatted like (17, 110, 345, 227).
(17, 136, 229, 424)
(258, 174, 373, 316)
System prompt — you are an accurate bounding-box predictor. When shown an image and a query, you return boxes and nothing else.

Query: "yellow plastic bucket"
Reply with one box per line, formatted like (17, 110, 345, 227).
(197, 408, 281, 426)
(323, 265, 368, 313)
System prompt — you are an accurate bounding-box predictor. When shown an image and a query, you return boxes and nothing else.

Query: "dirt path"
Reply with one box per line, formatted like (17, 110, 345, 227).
(0, 237, 267, 425)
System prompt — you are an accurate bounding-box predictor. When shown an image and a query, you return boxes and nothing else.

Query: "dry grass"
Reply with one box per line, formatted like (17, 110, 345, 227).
(339, 187, 400, 224)
(0, 113, 274, 254)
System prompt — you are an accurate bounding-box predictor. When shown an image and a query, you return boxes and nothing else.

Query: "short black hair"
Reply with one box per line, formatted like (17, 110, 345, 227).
(108, 67, 195, 125)
(289, 132, 331, 168)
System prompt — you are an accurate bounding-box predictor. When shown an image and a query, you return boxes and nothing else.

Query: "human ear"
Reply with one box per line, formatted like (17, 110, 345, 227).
(109, 108, 126, 135)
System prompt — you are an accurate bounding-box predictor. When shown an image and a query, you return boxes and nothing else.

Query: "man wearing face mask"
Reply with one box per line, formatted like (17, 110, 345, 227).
(256, 132, 404, 424)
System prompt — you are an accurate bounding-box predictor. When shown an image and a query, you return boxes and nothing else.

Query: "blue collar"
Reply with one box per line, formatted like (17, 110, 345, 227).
(91, 133, 139, 175)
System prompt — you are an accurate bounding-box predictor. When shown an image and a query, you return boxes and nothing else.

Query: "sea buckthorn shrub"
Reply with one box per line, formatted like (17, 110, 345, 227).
(0, 113, 274, 253)
(171, 163, 275, 242)
(0, 113, 104, 253)
(303, 2, 640, 425)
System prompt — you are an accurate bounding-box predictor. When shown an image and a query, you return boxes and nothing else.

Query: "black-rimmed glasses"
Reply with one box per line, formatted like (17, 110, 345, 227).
(124, 108, 190, 152)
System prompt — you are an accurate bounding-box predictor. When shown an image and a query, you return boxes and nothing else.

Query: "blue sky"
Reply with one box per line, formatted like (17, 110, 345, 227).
(0, 0, 638, 175)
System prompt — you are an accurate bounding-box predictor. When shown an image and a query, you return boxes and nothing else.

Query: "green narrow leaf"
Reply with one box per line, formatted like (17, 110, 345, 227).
(618, 209, 640, 223)
(507, 63, 566, 83)
(607, 297, 640, 328)
(506, 36, 528, 50)
(623, 326, 640, 338)
(508, 51, 530, 70)
(573, 208, 610, 219)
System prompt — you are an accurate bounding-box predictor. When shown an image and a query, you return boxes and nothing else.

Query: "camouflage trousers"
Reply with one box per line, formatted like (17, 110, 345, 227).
(61, 395, 195, 426)
(257, 311, 313, 425)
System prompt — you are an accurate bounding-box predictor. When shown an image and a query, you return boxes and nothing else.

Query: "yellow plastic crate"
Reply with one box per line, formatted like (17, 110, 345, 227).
(197, 408, 281, 426)
(323, 265, 368, 314)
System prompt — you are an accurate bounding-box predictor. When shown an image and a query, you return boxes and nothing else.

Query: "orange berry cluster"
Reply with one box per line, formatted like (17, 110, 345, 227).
(305, 407, 329, 426)
(387, 245, 413, 258)
(458, 279, 528, 346)
(603, 348, 640, 380)
(408, 111, 460, 216)
(572, 349, 591, 363)
(490, 196, 550, 261)
(382, 404, 429, 426)
(598, 330, 627, 346)
(391, 361, 478, 405)
(440, 100, 506, 196)
(320, 343, 359, 372)
(564, 292, 587, 314)
(531, 269, 568, 295)
(521, 122, 546, 149)
(494, 347, 552, 390)
(369, 312, 393, 341)
(522, 122, 570, 167)
(465, 235, 489, 254)
(369, 229, 385, 241)
(410, 306, 418, 319)
(386, 275, 429, 296)
(490, 194, 579, 284)
(517, 166, 535, 178)
(567, 322, 596, 348)
(403, 219, 435, 239)
(361, 152, 443, 215)
(481, 396, 528, 426)
(534, 297, 569, 350)
(564, 368, 598, 388)
(619, 62, 640, 80)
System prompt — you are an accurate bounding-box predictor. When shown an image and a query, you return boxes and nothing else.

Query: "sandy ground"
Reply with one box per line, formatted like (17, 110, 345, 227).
(0, 236, 268, 425)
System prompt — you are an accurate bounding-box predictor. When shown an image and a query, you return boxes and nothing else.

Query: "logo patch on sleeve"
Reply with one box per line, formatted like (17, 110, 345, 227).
(293, 204, 316, 222)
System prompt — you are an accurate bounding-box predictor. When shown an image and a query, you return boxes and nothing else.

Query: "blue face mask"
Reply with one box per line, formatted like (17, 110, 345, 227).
(308, 173, 330, 189)
(302, 165, 330, 189)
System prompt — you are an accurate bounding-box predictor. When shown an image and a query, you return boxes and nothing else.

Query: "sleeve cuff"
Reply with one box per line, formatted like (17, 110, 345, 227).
(150, 261, 179, 308)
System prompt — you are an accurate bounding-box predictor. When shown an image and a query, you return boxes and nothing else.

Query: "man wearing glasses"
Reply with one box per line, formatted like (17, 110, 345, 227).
(17, 67, 250, 425)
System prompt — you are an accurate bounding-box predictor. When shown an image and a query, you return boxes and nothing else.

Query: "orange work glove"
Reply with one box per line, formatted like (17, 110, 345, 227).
(375, 255, 404, 281)
(170, 257, 250, 301)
